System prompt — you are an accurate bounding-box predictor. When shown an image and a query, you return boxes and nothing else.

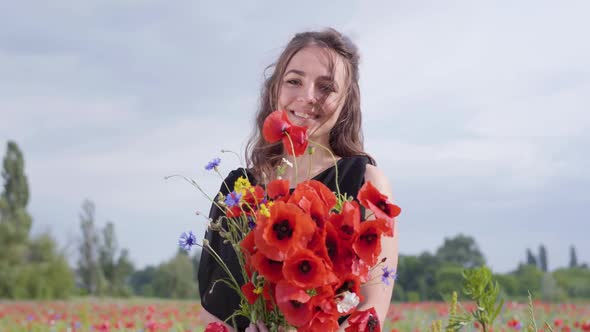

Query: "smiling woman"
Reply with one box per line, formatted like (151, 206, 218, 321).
(198, 28, 399, 332)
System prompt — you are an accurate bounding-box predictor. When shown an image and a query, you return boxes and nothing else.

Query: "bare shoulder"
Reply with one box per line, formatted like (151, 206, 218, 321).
(364, 164, 393, 198)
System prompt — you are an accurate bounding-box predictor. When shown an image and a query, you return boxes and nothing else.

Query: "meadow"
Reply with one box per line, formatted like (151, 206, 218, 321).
(0, 299, 589, 332)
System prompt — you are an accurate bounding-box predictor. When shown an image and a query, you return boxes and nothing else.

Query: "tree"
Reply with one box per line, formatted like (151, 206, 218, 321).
(98, 222, 135, 296)
(513, 263, 543, 296)
(538, 245, 548, 272)
(130, 265, 157, 297)
(76, 200, 104, 295)
(569, 245, 578, 268)
(0, 141, 32, 264)
(435, 234, 485, 268)
(152, 250, 198, 299)
(526, 248, 537, 267)
(0, 141, 75, 299)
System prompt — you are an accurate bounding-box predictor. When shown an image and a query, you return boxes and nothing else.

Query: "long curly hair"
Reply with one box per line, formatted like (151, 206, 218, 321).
(245, 28, 375, 183)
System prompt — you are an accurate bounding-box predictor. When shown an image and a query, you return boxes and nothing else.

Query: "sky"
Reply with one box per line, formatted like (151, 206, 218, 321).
(1, 1, 588, 274)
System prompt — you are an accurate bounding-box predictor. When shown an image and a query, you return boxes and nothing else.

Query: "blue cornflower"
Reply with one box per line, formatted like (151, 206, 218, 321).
(224, 191, 242, 207)
(381, 266, 397, 285)
(205, 157, 221, 171)
(247, 216, 256, 230)
(178, 231, 197, 251)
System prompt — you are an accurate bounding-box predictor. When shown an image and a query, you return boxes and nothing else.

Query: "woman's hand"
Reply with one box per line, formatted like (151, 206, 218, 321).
(245, 321, 294, 332)
(245, 321, 269, 332)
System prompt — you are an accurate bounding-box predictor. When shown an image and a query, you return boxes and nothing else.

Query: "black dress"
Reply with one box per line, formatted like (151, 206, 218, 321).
(197, 155, 371, 331)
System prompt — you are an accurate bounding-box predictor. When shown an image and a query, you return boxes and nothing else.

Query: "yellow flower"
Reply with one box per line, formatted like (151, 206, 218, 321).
(234, 176, 251, 195)
(259, 203, 271, 218)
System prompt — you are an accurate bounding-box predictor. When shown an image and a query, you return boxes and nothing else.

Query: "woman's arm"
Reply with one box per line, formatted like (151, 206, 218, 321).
(339, 164, 399, 331)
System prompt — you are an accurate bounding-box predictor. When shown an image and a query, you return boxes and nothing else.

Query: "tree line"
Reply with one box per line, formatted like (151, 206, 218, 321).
(0, 140, 588, 301)
(393, 235, 590, 301)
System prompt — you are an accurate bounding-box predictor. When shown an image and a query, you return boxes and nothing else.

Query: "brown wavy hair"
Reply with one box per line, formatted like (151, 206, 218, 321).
(245, 28, 375, 183)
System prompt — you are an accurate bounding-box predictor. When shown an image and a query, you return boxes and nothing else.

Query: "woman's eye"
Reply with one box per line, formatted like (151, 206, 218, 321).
(319, 83, 335, 93)
(286, 79, 301, 86)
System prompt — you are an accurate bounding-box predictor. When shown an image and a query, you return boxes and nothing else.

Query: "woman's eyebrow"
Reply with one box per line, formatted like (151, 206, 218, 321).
(284, 69, 331, 80)
(285, 69, 306, 76)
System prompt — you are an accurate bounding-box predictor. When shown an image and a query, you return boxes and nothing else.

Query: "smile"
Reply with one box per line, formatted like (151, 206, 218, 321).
(289, 110, 319, 120)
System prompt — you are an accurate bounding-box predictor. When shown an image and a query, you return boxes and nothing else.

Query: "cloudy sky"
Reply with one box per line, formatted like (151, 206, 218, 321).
(1, 1, 588, 273)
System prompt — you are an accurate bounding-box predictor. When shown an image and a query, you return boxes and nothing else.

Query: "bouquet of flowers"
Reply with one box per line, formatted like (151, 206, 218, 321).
(176, 110, 401, 332)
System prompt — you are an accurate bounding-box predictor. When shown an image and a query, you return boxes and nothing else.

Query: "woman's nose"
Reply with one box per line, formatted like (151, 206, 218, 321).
(297, 84, 318, 105)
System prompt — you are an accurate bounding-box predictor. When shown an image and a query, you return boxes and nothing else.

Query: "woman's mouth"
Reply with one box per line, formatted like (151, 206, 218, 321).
(288, 110, 319, 120)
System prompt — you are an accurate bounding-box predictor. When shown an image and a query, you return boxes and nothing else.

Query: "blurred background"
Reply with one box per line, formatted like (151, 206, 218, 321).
(0, 0, 589, 329)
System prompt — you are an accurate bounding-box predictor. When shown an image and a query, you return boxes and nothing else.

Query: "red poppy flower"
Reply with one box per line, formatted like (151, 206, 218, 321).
(300, 287, 339, 332)
(345, 307, 381, 332)
(240, 231, 256, 258)
(275, 280, 313, 327)
(351, 256, 372, 283)
(328, 201, 361, 243)
(358, 181, 401, 226)
(353, 219, 390, 266)
(262, 110, 309, 156)
(254, 201, 316, 261)
(251, 251, 284, 283)
(225, 204, 244, 218)
(298, 180, 337, 210)
(262, 110, 291, 143)
(282, 248, 337, 289)
(267, 179, 291, 202)
(282, 125, 309, 156)
(335, 273, 364, 302)
(241, 282, 259, 305)
(240, 231, 257, 278)
(242, 185, 265, 210)
(204, 322, 229, 332)
(311, 222, 337, 268)
(289, 185, 330, 228)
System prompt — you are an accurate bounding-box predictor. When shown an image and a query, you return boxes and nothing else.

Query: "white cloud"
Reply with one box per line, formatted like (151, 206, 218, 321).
(1, 1, 588, 271)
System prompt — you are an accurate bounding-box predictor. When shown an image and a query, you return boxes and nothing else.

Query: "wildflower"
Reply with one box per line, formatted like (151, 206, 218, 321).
(358, 181, 401, 226)
(178, 231, 197, 251)
(224, 191, 242, 208)
(247, 216, 256, 230)
(336, 291, 360, 314)
(204, 322, 229, 332)
(234, 176, 252, 195)
(381, 266, 397, 286)
(275, 280, 313, 327)
(259, 203, 270, 218)
(353, 219, 390, 266)
(262, 110, 309, 156)
(253, 201, 316, 261)
(282, 248, 337, 289)
(205, 157, 221, 171)
(345, 307, 381, 332)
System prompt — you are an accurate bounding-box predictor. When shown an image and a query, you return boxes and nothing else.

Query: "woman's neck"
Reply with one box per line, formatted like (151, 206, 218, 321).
(281, 142, 341, 185)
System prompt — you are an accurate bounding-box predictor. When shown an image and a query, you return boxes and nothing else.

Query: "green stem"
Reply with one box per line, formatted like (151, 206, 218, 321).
(307, 138, 341, 197)
(283, 133, 299, 185)
(164, 174, 225, 212)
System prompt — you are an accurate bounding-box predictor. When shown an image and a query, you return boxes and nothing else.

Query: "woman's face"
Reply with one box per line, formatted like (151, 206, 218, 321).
(278, 46, 348, 143)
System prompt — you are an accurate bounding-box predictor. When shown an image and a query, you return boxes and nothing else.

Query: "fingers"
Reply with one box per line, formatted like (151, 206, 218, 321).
(256, 321, 270, 332)
(245, 323, 258, 332)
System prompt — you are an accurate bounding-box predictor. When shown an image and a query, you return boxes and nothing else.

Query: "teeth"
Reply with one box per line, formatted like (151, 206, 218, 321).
(291, 110, 313, 119)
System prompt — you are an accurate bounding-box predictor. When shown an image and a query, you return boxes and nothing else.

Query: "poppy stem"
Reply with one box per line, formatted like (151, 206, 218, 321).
(307, 138, 341, 198)
(283, 132, 299, 185)
(164, 174, 225, 213)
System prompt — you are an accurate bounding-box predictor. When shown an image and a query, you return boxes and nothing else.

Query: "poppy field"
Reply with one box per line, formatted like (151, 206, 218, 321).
(0, 300, 589, 331)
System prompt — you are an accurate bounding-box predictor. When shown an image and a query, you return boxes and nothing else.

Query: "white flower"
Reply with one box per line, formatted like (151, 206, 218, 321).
(282, 157, 293, 168)
(336, 291, 360, 313)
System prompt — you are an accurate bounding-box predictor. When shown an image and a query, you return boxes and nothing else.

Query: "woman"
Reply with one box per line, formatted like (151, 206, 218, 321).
(198, 28, 398, 331)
